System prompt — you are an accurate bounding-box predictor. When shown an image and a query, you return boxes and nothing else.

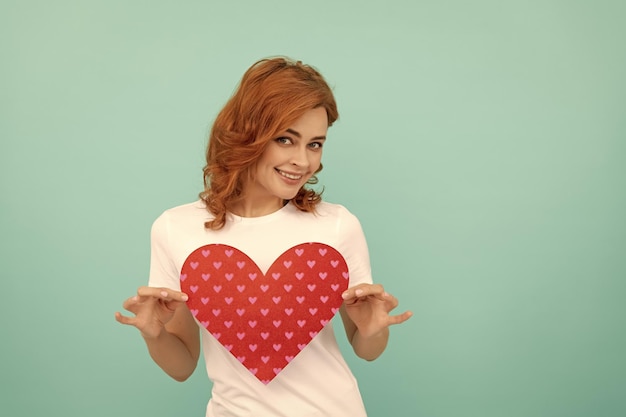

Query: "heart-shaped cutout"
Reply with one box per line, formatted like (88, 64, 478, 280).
(180, 242, 349, 384)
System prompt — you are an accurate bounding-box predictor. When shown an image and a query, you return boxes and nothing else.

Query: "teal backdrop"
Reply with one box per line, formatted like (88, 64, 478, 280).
(2, 1, 625, 416)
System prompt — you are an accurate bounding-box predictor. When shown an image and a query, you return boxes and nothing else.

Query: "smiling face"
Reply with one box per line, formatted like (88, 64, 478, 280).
(237, 107, 329, 217)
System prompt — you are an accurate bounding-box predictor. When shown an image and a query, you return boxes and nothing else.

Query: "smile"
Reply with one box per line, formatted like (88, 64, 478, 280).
(275, 169, 303, 180)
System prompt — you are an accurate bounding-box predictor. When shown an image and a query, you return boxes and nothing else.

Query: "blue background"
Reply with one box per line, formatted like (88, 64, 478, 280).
(2, 1, 625, 416)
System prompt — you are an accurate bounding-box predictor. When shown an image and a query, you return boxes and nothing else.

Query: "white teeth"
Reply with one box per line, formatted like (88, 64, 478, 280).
(277, 170, 302, 180)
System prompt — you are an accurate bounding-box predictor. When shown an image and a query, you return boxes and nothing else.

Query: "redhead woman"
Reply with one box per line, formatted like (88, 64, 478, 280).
(115, 57, 412, 417)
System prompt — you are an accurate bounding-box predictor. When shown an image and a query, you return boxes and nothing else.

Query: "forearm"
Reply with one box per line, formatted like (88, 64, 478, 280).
(350, 327, 389, 361)
(340, 305, 390, 361)
(143, 330, 198, 381)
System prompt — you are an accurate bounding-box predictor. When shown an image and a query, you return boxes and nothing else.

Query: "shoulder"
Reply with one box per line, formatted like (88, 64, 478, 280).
(158, 200, 210, 220)
(313, 201, 366, 237)
(162, 200, 208, 217)
(315, 201, 361, 224)
(316, 201, 355, 218)
(152, 200, 212, 232)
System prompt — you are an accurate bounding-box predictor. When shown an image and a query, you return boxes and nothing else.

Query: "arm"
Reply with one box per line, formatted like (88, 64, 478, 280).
(339, 284, 412, 361)
(115, 286, 201, 381)
(333, 207, 411, 360)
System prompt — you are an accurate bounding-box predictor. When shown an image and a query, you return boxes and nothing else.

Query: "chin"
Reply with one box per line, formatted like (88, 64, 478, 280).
(280, 189, 301, 201)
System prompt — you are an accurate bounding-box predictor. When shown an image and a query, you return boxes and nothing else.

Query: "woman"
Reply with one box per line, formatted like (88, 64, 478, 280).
(115, 57, 412, 417)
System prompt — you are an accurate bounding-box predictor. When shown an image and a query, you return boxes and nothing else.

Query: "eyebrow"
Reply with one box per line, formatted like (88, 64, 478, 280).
(286, 128, 326, 141)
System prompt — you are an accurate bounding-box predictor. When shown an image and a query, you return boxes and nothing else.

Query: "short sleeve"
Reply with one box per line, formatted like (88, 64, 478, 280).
(147, 211, 181, 291)
(336, 206, 373, 287)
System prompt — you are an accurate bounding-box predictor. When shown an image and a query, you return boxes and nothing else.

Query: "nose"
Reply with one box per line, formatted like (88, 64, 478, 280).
(290, 145, 309, 168)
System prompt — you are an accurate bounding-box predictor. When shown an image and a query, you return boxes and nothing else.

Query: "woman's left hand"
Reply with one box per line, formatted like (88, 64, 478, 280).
(341, 284, 412, 339)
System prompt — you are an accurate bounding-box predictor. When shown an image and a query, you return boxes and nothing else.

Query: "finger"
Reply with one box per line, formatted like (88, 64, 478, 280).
(137, 286, 189, 302)
(341, 284, 384, 301)
(382, 292, 399, 308)
(122, 295, 140, 310)
(387, 310, 413, 326)
(114, 311, 136, 326)
(162, 298, 187, 313)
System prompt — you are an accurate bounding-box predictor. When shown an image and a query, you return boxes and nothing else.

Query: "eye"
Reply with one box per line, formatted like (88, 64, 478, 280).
(308, 141, 324, 150)
(275, 137, 293, 145)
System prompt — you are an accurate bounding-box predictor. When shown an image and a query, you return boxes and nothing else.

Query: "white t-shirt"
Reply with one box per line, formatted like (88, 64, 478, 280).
(148, 200, 372, 417)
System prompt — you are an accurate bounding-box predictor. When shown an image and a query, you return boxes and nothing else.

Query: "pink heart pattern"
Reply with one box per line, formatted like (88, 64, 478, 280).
(180, 242, 349, 384)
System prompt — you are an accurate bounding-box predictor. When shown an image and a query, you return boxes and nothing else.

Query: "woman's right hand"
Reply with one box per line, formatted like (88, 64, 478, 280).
(115, 286, 189, 340)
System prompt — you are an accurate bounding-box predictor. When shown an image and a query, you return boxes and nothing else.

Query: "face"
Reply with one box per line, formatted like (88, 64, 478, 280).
(243, 107, 328, 214)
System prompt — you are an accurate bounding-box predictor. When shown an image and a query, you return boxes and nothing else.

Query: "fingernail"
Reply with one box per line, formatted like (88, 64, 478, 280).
(355, 289, 364, 296)
(341, 291, 349, 299)
(161, 291, 168, 297)
(181, 294, 189, 301)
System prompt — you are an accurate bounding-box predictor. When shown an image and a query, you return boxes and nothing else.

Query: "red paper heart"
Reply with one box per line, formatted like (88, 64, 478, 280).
(180, 242, 349, 384)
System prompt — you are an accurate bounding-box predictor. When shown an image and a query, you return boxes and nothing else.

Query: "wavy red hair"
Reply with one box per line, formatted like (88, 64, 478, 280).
(200, 57, 339, 230)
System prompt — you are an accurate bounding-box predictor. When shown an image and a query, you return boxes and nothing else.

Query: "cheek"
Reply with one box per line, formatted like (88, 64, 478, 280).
(311, 154, 323, 173)
(257, 145, 279, 166)
(309, 152, 322, 167)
